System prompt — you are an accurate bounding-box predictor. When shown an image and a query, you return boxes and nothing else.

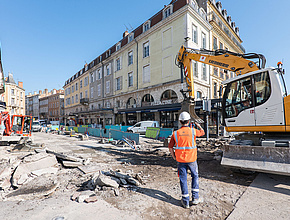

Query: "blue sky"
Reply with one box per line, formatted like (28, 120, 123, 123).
(0, 0, 289, 94)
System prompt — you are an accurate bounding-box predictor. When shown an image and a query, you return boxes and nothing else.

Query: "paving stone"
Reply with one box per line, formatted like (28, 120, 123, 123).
(84, 195, 98, 203)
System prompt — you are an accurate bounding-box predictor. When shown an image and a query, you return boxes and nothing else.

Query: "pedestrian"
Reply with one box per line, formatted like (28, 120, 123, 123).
(168, 111, 205, 208)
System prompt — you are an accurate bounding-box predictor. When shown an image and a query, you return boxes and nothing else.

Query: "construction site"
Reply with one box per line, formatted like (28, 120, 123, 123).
(0, 131, 289, 220)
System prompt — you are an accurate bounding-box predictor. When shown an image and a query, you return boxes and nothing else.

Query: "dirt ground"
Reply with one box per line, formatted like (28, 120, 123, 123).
(0, 132, 256, 220)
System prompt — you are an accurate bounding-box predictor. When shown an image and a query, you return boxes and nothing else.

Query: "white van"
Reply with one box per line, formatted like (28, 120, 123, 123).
(127, 121, 159, 134)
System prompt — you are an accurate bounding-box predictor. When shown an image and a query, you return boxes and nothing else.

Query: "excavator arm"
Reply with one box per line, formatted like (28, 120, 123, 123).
(177, 45, 265, 97)
(176, 45, 265, 123)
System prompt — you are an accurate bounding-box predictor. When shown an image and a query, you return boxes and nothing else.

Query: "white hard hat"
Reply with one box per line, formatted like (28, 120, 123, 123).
(179, 111, 191, 121)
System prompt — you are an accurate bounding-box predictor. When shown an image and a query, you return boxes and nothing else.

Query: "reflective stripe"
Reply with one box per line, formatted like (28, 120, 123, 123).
(182, 194, 189, 197)
(176, 146, 195, 150)
(192, 128, 195, 147)
(192, 189, 199, 192)
(174, 131, 178, 148)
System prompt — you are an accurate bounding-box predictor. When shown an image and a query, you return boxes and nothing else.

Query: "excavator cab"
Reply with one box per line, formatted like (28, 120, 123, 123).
(11, 115, 32, 136)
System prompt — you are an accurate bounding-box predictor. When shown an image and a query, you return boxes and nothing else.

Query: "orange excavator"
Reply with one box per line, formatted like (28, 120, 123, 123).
(0, 111, 32, 137)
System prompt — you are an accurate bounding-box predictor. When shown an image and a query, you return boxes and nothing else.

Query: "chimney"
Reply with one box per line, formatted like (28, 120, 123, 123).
(39, 90, 42, 94)
(123, 30, 129, 38)
(44, 88, 48, 94)
(29, 92, 32, 95)
(18, 81, 23, 88)
(53, 89, 56, 94)
(34, 91, 37, 95)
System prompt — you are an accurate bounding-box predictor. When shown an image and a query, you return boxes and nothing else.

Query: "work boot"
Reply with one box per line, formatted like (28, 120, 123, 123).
(181, 199, 190, 209)
(191, 197, 204, 205)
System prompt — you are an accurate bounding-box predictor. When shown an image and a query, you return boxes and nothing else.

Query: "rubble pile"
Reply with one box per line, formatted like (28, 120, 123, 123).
(70, 170, 145, 203)
(0, 147, 90, 201)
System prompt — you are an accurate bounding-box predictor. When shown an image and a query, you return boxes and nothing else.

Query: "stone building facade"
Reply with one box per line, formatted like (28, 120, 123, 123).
(63, 0, 244, 130)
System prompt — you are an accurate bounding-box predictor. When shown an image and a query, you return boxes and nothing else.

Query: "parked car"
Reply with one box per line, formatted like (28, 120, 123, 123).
(32, 121, 41, 132)
(127, 121, 160, 134)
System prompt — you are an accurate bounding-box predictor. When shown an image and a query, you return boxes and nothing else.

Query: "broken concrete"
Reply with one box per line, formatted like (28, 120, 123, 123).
(6, 174, 59, 201)
(62, 161, 83, 168)
(94, 172, 119, 188)
(12, 153, 58, 187)
(46, 149, 83, 163)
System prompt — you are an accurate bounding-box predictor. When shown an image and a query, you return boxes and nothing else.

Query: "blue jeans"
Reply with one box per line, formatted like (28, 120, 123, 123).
(178, 161, 199, 205)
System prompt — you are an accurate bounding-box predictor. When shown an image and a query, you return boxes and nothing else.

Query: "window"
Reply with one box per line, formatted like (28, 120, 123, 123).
(106, 101, 111, 108)
(254, 71, 271, 106)
(116, 100, 121, 108)
(214, 82, 217, 98)
(143, 65, 150, 83)
(116, 58, 121, 71)
(128, 72, 133, 87)
(91, 87, 93, 98)
(214, 67, 218, 76)
(116, 42, 121, 51)
(72, 85, 74, 93)
(75, 83, 78, 90)
(106, 64, 111, 75)
(116, 77, 122, 91)
(91, 72, 94, 83)
(85, 90, 88, 98)
(143, 41, 149, 58)
(128, 33, 134, 43)
(196, 91, 202, 100)
(213, 37, 218, 50)
(84, 76, 88, 86)
(193, 61, 198, 77)
(192, 24, 197, 43)
(220, 69, 224, 79)
(143, 21, 151, 32)
(85, 64, 88, 71)
(80, 92, 83, 99)
(191, 0, 197, 9)
(80, 80, 83, 88)
(163, 5, 172, 19)
(72, 96, 74, 104)
(68, 87, 71, 94)
(128, 51, 133, 65)
(98, 69, 102, 79)
(220, 42, 223, 49)
(202, 32, 206, 49)
(224, 77, 254, 118)
(75, 94, 78, 103)
(106, 81, 110, 94)
(202, 64, 207, 80)
(11, 89, 15, 95)
(98, 84, 101, 96)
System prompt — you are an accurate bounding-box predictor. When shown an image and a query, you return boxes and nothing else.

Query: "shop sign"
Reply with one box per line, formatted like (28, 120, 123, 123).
(151, 100, 173, 106)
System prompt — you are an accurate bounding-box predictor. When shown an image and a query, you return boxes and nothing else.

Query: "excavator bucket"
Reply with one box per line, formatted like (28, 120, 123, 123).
(221, 145, 290, 176)
(180, 99, 204, 124)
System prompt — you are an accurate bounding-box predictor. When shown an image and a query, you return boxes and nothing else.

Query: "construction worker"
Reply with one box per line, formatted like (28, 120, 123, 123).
(168, 111, 205, 208)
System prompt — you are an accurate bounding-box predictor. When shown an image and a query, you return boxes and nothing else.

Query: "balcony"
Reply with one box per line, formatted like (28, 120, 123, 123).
(80, 98, 89, 105)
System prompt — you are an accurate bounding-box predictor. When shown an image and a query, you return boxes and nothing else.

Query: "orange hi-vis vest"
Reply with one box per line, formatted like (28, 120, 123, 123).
(173, 126, 197, 163)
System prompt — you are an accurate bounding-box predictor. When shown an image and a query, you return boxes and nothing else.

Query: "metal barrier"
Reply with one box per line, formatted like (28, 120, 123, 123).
(61, 126, 139, 144)
(145, 127, 173, 140)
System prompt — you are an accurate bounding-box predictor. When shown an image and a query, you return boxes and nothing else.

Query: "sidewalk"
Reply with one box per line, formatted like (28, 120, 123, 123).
(227, 173, 290, 220)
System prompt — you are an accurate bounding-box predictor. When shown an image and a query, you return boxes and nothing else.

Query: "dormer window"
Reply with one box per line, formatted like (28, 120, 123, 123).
(190, 0, 198, 10)
(143, 20, 151, 32)
(199, 8, 206, 20)
(128, 33, 134, 43)
(163, 5, 173, 19)
(85, 64, 88, 71)
(116, 42, 121, 51)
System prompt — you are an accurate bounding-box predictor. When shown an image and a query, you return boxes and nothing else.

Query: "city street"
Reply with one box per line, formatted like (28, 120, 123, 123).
(0, 132, 265, 219)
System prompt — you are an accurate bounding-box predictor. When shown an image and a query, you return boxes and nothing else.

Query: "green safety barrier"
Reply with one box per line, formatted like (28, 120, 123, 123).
(145, 127, 160, 139)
